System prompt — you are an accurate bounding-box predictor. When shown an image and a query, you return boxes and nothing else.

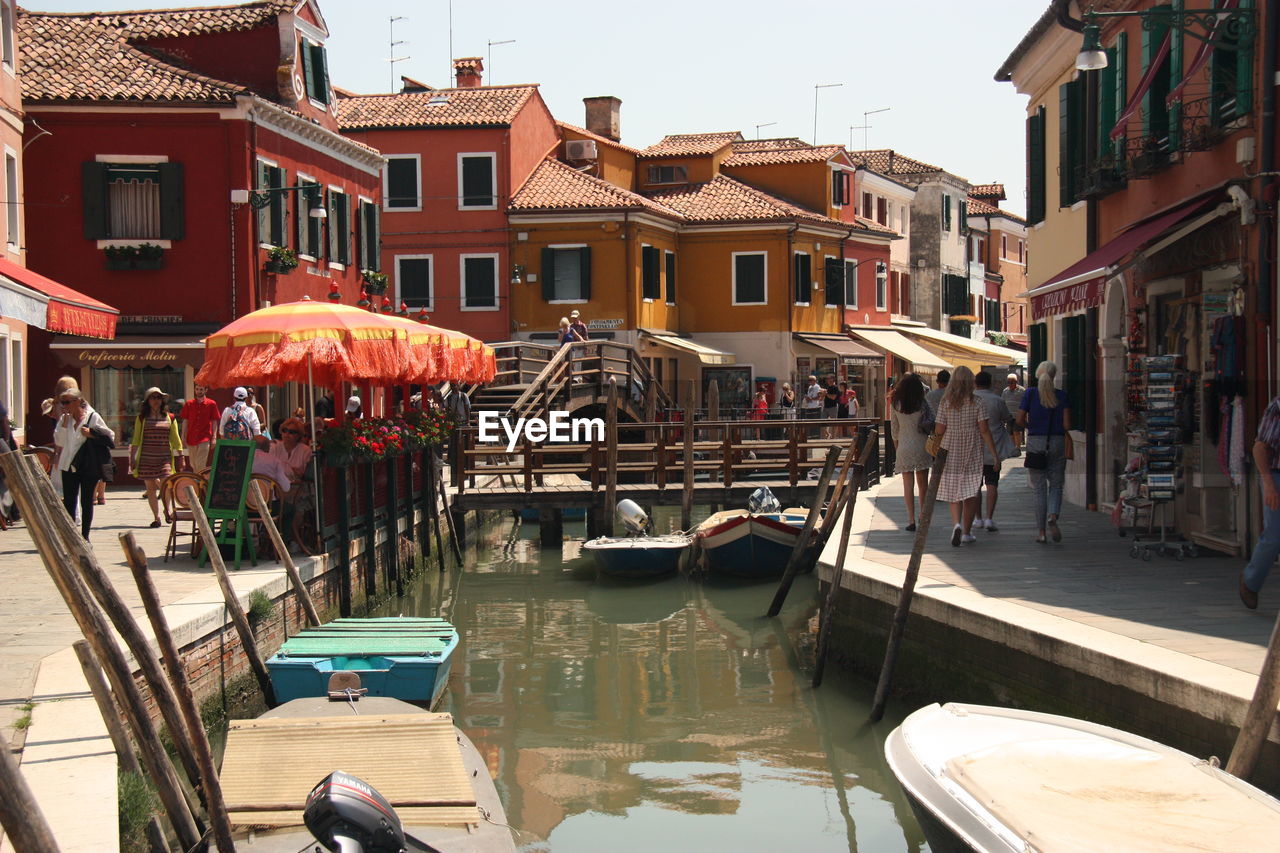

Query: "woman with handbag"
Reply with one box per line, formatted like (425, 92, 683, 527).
(890, 373, 932, 531)
(53, 387, 115, 538)
(933, 366, 1000, 546)
(129, 387, 183, 529)
(1017, 360, 1072, 544)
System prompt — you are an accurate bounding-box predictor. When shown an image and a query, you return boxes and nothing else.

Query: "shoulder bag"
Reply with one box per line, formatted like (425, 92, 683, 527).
(1024, 396, 1063, 470)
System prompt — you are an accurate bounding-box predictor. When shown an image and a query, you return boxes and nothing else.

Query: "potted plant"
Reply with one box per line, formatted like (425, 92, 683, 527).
(265, 246, 298, 274)
(134, 243, 165, 270)
(362, 270, 389, 294)
(104, 244, 138, 270)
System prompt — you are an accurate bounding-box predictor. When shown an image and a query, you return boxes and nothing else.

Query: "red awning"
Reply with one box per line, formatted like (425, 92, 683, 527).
(0, 257, 118, 339)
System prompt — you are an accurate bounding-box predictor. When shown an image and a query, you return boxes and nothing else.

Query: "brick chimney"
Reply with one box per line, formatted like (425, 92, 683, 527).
(583, 96, 621, 142)
(453, 57, 484, 88)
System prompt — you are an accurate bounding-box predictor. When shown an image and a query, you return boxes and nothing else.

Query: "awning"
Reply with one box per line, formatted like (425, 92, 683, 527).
(49, 335, 206, 369)
(793, 333, 883, 365)
(639, 330, 736, 365)
(894, 324, 1027, 367)
(0, 275, 48, 327)
(0, 257, 118, 339)
(1026, 197, 1218, 320)
(848, 327, 951, 371)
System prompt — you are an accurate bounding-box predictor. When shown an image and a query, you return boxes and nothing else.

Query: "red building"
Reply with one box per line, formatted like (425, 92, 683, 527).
(336, 60, 561, 342)
(19, 0, 383, 446)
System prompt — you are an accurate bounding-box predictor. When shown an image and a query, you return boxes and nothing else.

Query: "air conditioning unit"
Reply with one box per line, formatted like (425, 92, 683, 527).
(565, 139, 598, 161)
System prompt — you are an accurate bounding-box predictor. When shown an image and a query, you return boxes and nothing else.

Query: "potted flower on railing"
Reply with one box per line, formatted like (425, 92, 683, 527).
(134, 243, 165, 270)
(319, 412, 454, 467)
(362, 270, 389, 295)
(104, 244, 138, 271)
(264, 246, 298, 274)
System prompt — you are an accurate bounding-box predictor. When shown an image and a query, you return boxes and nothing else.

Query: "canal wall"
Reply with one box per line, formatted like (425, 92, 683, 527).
(815, 493, 1280, 796)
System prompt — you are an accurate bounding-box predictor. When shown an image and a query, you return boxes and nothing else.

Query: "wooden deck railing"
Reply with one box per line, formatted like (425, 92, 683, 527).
(488, 340, 674, 421)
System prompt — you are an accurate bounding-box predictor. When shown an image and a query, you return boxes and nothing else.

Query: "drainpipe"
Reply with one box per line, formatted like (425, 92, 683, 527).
(1084, 62, 1101, 512)
(246, 110, 260, 317)
(787, 224, 798, 381)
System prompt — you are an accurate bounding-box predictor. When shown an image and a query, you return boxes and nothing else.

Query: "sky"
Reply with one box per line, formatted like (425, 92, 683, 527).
(31, 0, 1046, 216)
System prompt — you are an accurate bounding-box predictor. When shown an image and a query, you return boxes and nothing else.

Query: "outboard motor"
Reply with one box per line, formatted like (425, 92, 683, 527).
(748, 486, 780, 515)
(304, 771, 406, 853)
(616, 499, 651, 535)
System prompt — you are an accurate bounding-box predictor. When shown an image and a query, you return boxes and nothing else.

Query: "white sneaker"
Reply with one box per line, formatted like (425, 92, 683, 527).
(961, 534, 977, 544)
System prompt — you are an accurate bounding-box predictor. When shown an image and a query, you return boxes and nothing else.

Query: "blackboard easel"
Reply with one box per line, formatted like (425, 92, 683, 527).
(199, 439, 256, 570)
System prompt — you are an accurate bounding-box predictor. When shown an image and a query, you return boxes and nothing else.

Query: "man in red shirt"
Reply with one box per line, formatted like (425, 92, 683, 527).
(179, 384, 221, 472)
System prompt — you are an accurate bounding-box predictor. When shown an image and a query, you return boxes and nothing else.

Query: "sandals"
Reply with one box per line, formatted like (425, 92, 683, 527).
(148, 519, 162, 528)
(1048, 517, 1062, 543)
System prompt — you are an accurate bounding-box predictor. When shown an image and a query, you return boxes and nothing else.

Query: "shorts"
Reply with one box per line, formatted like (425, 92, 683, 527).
(982, 464, 1000, 486)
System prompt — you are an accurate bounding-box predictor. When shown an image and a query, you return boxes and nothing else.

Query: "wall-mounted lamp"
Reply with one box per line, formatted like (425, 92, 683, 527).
(510, 263, 526, 285)
(1075, 5, 1256, 71)
(232, 185, 327, 219)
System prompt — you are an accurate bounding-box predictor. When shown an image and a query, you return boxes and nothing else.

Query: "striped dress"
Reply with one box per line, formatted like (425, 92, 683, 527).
(136, 414, 176, 479)
(936, 397, 987, 502)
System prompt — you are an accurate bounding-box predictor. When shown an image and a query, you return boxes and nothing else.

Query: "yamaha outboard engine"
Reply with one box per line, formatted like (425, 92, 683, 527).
(616, 499, 651, 535)
(304, 771, 406, 853)
(748, 486, 780, 515)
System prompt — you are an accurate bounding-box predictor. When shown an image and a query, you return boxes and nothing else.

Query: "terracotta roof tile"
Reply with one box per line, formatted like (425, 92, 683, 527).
(965, 196, 1026, 224)
(638, 131, 743, 158)
(731, 138, 809, 152)
(648, 175, 845, 228)
(74, 1, 293, 40)
(19, 10, 245, 103)
(723, 143, 845, 168)
(509, 159, 681, 218)
(557, 121, 641, 155)
(851, 215, 899, 236)
(969, 183, 1006, 200)
(848, 148, 943, 176)
(335, 85, 538, 129)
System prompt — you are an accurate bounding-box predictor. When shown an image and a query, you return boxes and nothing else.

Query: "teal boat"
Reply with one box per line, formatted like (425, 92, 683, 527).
(266, 617, 459, 707)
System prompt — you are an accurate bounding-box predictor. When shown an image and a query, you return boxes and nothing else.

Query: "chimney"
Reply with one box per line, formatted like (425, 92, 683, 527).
(583, 96, 622, 142)
(453, 57, 484, 88)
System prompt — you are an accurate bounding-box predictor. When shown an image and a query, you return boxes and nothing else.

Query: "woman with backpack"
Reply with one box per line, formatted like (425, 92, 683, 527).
(129, 387, 183, 528)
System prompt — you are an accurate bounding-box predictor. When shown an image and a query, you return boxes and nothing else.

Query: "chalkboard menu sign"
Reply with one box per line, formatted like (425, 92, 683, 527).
(206, 439, 254, 516)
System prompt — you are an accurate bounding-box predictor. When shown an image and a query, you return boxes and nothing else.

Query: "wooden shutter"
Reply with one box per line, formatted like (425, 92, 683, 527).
(1167, 0, 1183, 149)
(1110, 32, 1128, 161)
(294, 179, 306, 252)
(793, 253, 810, 304)
(900, 272, 910, 315)
(578, 246, 591, 300)
(461, 156, 493, 206)
(387, 158, 417, 207)
(665, 251, 676, 303)
(824, 258, 843, 307)
(642, 246, 660, 300)
(366, 203, 381, 270)
(1027, 106, 1046, 225)
(327, 190, 340, 259)
(81, 162, 109, 240)
(1059, 80, 1084, 207)
(310, 185, 325, 259)
(310, 43, 329, 105)
(735, 254, 764, 304)
(942, 195, 951, 231)
(271, 167, 287, 247)
(157, 162, 184, 240)
(540, 247, 555, 301)
(958, 200, 968, 234)
(1236, 0, 1255, 116)
(944, 274, 968, 316)
(300, 38, 314, 100)
(1029, 322, 1048, 380)
(876, 196, 887, 225)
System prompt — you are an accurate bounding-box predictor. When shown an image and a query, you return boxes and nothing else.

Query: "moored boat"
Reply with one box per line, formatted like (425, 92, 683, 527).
(694, 508, 808, 578)
(219, 695, 517, 852)
(885, 702, 1280, 853)
(266, 617, 458, 707)
(582, 533, 693, 578)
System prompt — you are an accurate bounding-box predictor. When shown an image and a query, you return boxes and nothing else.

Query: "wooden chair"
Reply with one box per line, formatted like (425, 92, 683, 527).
(246, 475, 285, 560)
(161, 472, 204, 562)
(23, 445, 55, 476)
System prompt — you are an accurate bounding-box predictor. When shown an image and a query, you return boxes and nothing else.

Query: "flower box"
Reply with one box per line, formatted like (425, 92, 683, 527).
(264, 259, 292, 274)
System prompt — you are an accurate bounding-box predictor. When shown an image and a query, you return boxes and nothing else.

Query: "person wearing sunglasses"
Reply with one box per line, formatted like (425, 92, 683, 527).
(129, 387, 182, 528)
(52, 388, 115, 538)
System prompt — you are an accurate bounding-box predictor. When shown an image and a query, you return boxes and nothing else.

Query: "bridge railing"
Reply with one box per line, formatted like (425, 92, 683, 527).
(452, 417, 879, 494)
(502, 340, 674, 421)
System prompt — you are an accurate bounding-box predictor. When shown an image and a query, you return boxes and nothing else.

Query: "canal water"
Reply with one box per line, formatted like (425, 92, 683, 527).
(377, 509, 929, 852)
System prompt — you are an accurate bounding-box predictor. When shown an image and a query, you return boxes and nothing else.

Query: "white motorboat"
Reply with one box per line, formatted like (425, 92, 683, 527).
(885, 702, 1280, 853)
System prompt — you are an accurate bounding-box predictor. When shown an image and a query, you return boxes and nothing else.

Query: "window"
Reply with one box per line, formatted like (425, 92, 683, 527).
(254, 161, 286, 246)
(1096, 32, 1127, 162)
(941, 194, 952, 231)
(294, 177, 323, 259)
(875, 262, 887, 311)
(831, 170, 850, 206)
(986, 298, 1002, 332)
(395, 255, 432, 310)
(327, 189, 351, 266)
(792, 252, 811, 304)
(732, 252, 766, 305)
(300, 38, 330, 105)
(1028, 322, 1048, 380)
(844, 259, 858, 308)
(825, 257, 843, 307)
(384, 155, 421, 210)
(876, 197, 887, 225)
(5, 151, 16, 247)
(899, 272, 910, 315)
(83, 161, 185, 241)
(1001, 235, 1007, 258)
(357, 198, 380, 270)
(1, 2, 13, 72)
(664, 250, 676, 303)
(943, 273, 968, 315)
(1027, 105, 1046, 225)
(899, 205, 909, 234)
(90, 366, 182, 446)
(641, 245, 660, 300)
(458, 153, 496, 209)
(1059, 77, 1085, 206)
(461, 254, 498, 310)
(1018, 240, 1024, 263)
(958, 200, 968, 234)
(1141, 8, 1177, 152)
(1210, 0, 1254, 126)
(646, 165, 687, 184)
(8, 336, 20, 431)
(861, 192, 872, 218)
(541, 246, 591, 301)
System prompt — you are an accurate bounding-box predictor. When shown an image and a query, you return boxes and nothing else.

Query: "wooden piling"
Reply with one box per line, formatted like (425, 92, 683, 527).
(1227, 604, 1280, 780)
(767, 445, 841, 617)
(0, 451, 202, 851)
(0, 727, 59, 853)
(386, 456, 399, 595)
(427, 451, 447, 572)
(681, 382, 696, 530)
(335, 464, 353, 615)
(605, 377, 618, 536)
(870, 448, 949, 722)
(71, 640, 169, 853)
(437, 456, 464, 563)
(362, 460, 377, 598)
(247, 480, 322, 628)
(186, 484, 278, 708)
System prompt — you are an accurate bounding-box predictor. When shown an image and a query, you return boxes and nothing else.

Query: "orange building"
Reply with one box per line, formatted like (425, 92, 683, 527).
(966, 184, 1029, 343)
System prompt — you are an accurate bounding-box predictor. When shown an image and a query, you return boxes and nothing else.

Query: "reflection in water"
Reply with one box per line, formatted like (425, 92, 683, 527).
(379, 510, 928, 852)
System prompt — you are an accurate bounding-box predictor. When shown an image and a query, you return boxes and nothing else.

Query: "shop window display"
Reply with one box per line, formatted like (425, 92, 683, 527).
(90, 367, 183, 445)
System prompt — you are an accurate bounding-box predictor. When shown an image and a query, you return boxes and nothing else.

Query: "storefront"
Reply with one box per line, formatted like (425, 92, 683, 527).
(845, 326, 951, 390)
(637, 329, 736, 410)
(792, 333, 885, 419)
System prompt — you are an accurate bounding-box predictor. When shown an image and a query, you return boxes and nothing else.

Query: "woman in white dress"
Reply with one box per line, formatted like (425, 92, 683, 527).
(933, 366, 999, 546)
(890, 373, 932, 531)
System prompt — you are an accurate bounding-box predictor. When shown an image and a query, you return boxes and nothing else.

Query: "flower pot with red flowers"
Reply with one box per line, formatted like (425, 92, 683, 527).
(265, 246, 298, 274)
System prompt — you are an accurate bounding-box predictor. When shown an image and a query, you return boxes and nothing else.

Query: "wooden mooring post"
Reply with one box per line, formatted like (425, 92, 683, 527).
(605, 377, 618, 536)
(0, 727, 59, 853)
(335, 463, 354, 615)
(767, 445, 842, 617)
(1226, 600, 1280, 780)
(247, 480, 322, 628)
(681, 398, 695, 531)
(870, 448, 948, 722)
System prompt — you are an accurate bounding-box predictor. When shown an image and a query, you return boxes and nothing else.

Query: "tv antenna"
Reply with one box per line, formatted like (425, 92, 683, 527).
(388, 16, 409, 92)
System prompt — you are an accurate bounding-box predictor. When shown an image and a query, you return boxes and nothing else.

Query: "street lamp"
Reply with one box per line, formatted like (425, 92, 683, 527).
(1074, 4, 1256, 71)
(233, 186, 327, 219)
(813, 82, 843, 145)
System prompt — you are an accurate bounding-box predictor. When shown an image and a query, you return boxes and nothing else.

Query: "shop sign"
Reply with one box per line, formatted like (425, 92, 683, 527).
(587, 318, 624, 330)
(1031, 277, 1104, 321)
(74, 348, 184, 368)
(120, 315, 183, 324)
(47, 301, 117, 339)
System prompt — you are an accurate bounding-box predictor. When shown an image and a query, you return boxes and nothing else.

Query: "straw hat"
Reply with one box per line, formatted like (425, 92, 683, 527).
(142, 386, 169, 402)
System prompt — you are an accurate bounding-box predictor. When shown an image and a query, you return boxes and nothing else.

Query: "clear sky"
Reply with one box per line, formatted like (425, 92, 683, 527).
(30, 0, 1045, 216)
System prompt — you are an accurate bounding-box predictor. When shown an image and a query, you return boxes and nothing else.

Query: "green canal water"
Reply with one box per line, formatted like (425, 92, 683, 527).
(375, 509, 929, 852)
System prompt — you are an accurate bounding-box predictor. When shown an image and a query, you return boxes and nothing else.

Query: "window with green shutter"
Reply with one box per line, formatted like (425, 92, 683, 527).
(941, 194, 952, 232)
(732, 252, 766, 305)
(328, 190, 350, 265)
(541, 246, 591, 301)
(793, 252, 811, 304)
(301, 39, 329, 105)
(459, 154, 496, 208)
(82, 161, 184, 241)
(664, 250, 676, 303)
(1211, 0, 1254, 125)
(1063, 314, 1086, 418)
(384, 156, 420, 209)
(642, 245, 660, 300)
(254, 162, 287, 247)
(1142, 6, 1174, 152)
(357, 200, 380, 271)
(294, 178, 323, 259)
(1058, 77, 1085, 206)
(1028, 322, 1048, 382)
(943, 274, 968, 316)
(461, 255, 497, 309)
(824, 258, 843, 308)
(396, 256, 432, 309)
(1027, 106, 1047, 225)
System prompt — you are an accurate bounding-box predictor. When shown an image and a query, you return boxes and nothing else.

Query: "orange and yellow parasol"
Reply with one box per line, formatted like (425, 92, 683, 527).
(379, 313, 496, 385)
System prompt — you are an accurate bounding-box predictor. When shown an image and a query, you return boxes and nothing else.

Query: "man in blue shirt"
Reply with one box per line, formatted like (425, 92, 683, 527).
(1241, 396, 1280, 608)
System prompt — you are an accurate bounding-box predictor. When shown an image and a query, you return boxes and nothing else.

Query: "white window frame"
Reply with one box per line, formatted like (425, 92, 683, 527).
(844, 259, 858, 309)
(731, 251, 767, 307)
(792, 250, 810, 306)
(383, 154, 422, 212)
(545, 243, 589, 303)
(255, 155, 283, 249)
(296, 171, 319, 261)
(457, 152, 497, 211)
(459, 252, 500, 312)
(395, 254, 434, 312)
(4, 145, 17, 250)
(641, 242, 657, 303)
(875, 262, 888, 311)
(0, 1, 14, 75)
(664, 249, 676, 305)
